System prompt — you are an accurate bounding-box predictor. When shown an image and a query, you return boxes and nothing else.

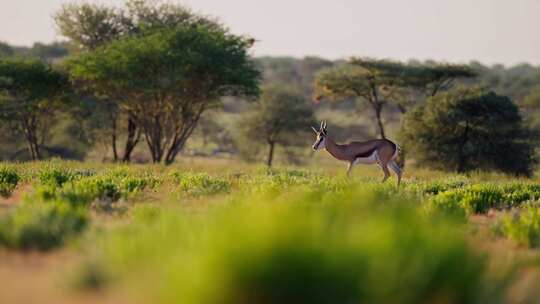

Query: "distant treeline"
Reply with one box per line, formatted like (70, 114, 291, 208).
(0, 0, 539, 171)
(1, 39, 540, 163)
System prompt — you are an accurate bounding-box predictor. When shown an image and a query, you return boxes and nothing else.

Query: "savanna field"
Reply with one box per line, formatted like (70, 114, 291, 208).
(0, 158, 539, 303)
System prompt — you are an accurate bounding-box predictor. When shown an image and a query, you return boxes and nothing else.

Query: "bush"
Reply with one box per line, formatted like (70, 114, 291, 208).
(0, 165, 19, 197)
(425, 190, 468, 219)
(425, 183, 540, 217)
(496, 206, 540, 248)
(172, 172, 230, 196)
(39, 166, 76, 187)
(408, 176, 470, 196)
(31, 170, 161, 207)
(401, 87, 536, 176)
(0, 200, 88, 251)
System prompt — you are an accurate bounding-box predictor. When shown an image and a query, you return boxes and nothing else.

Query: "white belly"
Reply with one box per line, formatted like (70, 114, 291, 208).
(353, 151, 378, 165)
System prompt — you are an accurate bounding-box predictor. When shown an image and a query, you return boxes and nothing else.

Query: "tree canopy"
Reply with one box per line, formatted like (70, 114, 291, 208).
(401, 87, 535, 176)
(68, 24, 260, 164)
(0, 58, 71, 160)
(238, 85, 316, 167)
(315, 58, 477, 139)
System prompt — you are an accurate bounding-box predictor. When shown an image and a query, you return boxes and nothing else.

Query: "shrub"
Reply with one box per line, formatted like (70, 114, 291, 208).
(0, 201, 88, 251)
(409, 176, 470, 196)
(0, 165, 19, 197)
(426, 184, 517, 217)
(39, 166, 76, 187)
(425, 189, 468, 220)
(31, 170, 161, 207)
(496, 206, 540, 248)
(172, 172, 230, 196)
(460, 184, 504, 214)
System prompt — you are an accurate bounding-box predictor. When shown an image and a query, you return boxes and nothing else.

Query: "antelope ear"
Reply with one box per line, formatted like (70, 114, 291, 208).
(311, 126, 318, 134)
(323, 121, 327, 130)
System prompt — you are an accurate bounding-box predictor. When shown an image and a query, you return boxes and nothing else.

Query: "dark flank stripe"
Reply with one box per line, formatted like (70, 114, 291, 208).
(354, 147, 377, 159)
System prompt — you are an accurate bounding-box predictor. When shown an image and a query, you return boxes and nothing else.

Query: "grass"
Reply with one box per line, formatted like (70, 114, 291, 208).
(0, 160, 538, 302)
(77, 188, 508, 304)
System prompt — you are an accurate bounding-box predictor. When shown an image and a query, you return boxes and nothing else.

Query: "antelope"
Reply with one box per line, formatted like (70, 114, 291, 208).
(311, 121, 402, 186)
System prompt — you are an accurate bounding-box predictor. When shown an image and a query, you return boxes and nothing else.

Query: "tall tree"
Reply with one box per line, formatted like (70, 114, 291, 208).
(56, 0, 216, 162)
(315, 59, 403, 139)
(238, 85, 316, 167)
(315, 58, 476, 138)
(0, 59, 70, 160)
(68, 25, 260, 164)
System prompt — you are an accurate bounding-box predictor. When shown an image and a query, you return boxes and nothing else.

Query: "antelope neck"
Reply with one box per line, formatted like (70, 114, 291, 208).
(324, 137, 349, 161)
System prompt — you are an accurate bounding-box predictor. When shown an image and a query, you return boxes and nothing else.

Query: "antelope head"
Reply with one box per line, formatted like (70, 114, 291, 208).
(311, 121, 328, 151)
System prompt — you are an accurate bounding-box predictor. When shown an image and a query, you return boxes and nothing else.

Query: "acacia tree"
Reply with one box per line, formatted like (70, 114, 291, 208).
(68, 25, 260, 164)
(238, 85, 316, 167)
(394, 63, 476, 113)
(55, 0, 216, 162)
(0, 59, 70, 160)
(315, 58, 476, 138)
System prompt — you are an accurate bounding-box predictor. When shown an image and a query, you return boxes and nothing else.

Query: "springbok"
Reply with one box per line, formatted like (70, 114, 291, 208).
(311, 121, 402, 185)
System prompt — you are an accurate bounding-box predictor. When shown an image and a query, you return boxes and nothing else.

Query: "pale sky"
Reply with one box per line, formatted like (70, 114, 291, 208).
(0, 0, 539, 66)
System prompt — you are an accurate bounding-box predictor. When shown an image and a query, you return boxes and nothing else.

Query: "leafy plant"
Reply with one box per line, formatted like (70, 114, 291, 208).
(172, 171, 230, 196)
(496, 206, 540, 248)
(0, 200, 88, 251)
(0, 165, 19, 197)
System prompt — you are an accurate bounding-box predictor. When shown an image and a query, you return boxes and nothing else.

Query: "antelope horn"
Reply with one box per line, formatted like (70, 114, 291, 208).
(323, 121, 327, 129)
(319, 121, 324, 130)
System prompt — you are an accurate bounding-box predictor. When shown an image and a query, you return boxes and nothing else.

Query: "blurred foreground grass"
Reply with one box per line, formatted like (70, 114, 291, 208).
(0, 159, 539, 303)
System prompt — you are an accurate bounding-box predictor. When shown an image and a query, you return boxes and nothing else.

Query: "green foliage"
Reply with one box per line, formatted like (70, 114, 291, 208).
(0, 200, 87, 251)
(38, 166, 79, 187)
(496, 206, 540, 248)
(172, 171, 230, 196)
(408, 176, 470, 195)
(426, 183, 540, 218)
(79, 188, 506, 303)
(0, 165, 19, 197)
(315, 58, 477, 138)
(33, 167, 160, 206)
(237, 85, 316, 166)
(68, 23, 260, 164)
(0, 58, 71, 160)
(0, 42, 14, 58)
(401, 87, 535, 176)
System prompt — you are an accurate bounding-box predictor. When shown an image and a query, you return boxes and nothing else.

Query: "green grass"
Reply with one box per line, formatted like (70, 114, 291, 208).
(76, 188, 507, 304)
(0, 161, 536, 301)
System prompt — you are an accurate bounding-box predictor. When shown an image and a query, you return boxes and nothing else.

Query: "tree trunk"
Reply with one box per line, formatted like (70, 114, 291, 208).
(267, 141, 275, 167)
(163, 108, 205, 165)
(163, 119, 199, 165)
(373, 105, 386, 139)
(22, 116, 40, 161)
(111, 115, 118, 162)
(457, 121, 469, 173)
(122, 115, 141, 162)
